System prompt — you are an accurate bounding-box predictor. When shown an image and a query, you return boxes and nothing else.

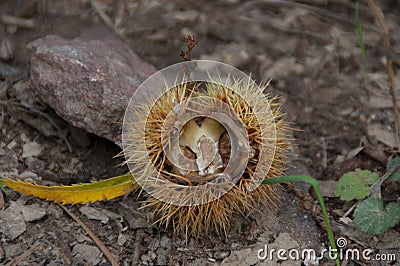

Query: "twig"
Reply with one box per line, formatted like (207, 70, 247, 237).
(341, 202, 358, 219)
(370, 159, 400, 198)
(6, 242, 41, 266)
(0, 14, 35, 29)
(58, 204, 120, 266)
(90, 0, 125, 40)
(133, 229, 142, 264)
(367, 0, 400, 148)
(321, 137, 327, 169)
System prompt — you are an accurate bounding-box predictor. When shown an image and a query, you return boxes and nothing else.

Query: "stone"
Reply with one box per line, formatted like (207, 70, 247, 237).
(22, 141, 43, 158)
(79, 206, 109, 224)
(21, 203, 47, 222)
(0, 202, 26, 240)
(27, 34, 157, 147)
(3, 243, 24, 258)
(71, 244, 102, 265)
(214, 251, 230, 260)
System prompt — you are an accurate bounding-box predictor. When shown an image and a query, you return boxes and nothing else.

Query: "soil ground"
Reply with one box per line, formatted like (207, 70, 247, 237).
(0, 0, 399, 265)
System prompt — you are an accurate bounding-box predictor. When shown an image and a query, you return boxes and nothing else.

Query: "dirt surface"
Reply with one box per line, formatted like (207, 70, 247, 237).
(0, 0, 400, 265)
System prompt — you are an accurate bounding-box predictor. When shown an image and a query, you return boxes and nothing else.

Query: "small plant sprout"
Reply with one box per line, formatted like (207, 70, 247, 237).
(335, 168, 379, 201)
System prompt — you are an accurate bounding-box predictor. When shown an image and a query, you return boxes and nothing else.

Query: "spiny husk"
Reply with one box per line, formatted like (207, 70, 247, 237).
(125, 79, 290, 237)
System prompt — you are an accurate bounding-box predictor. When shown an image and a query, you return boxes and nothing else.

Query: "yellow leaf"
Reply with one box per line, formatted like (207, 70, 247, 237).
(0, 174, 136, 204)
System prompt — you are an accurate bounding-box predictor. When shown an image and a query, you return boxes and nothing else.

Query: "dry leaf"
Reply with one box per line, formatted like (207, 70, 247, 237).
(367, 123, 398, 148)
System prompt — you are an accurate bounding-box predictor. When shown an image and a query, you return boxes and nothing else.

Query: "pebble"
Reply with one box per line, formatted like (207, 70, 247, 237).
(26, 158, 46, 172)
(7, 140, 16, 150)
(79, 206, 109, 224)
(159, 235, 170, 248)
(214, 251, 230, 260)
(21, 203, 47, 222)
(3, 243, 24, 258)
(18, 170, 38, 179)
(71, 244, 101, 265)
(0, 202, 26, 240)
(22, 141, 43, 158)
(117, 233, 127, 246)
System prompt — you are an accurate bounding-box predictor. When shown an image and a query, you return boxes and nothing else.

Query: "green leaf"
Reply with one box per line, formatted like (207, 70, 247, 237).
(335, 169, 378, 201)
(387, 157, 400, 181)
(353, 197, 400, 234)
(0, 181, 6, 194)
(354, 168, 379, 184)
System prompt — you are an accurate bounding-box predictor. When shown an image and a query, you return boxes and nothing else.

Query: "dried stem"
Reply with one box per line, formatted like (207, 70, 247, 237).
(90, 0, 125, 40)
(370, 159, 400, 198)
(0, 14, 35, 29)
(7, 242, 41, 266)
(367, 0, 400, 148)
(180, 35, 197, 61)
(59, 204, 120, 266)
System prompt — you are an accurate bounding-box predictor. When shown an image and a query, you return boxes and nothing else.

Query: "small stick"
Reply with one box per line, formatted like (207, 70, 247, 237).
(0, 14, 35, 29)
(90, 0, 125, 40)
(132, 229, 142, 264)
(341, 202, 357, 219)
(367, 0, 400, 148)
(370, 160, 400, 198)
(59, 204, 120, 266)
(321, 137, 327, 169)
(7, 242, 41, 266)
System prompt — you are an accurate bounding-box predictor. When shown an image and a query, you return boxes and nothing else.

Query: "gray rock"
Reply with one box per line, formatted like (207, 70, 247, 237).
(71, 244, 102, 265)
(79, 206, 109, 224)
(27, 34, 157, 147)
(156, 247, 169, 265)
(22, 141, 43, 158)
(214, 251, 230, 260)
(21, 203, 47, 222)
(3, 243, 24, 258)
(0, 202, 26, 240)
(159, 235, 171, 248)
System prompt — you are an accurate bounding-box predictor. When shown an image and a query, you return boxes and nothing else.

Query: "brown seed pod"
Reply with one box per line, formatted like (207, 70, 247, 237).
(122, 61, 289, 237)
